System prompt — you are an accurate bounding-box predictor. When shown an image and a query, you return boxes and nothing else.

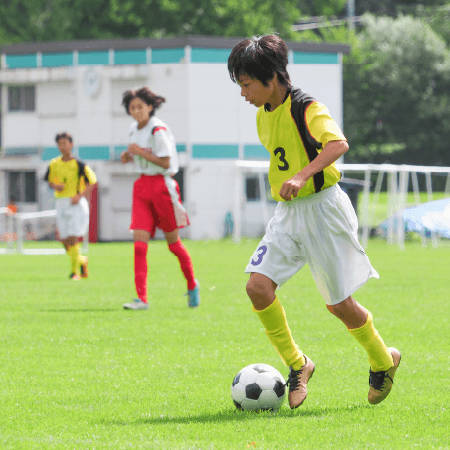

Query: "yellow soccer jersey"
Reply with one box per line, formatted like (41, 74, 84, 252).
(257, 87, 346, 202)
(44, 157, 97, 198)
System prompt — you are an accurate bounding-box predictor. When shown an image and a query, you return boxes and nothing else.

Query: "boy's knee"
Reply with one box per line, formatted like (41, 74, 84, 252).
(246, 276, 274, 302)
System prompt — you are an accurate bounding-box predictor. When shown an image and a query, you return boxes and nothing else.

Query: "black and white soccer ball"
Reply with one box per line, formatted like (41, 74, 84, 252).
(231, 363, 286, 411)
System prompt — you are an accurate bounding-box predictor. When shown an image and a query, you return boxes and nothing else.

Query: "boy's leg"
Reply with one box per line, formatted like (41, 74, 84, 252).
(247, 273, 314, 409)
(327, 296, 400, 404)
(63, 236, 80, 279)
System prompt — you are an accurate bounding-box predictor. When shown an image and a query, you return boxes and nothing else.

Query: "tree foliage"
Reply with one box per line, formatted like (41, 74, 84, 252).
(0, 0, 308, 43)
(344, 14, 450, 166)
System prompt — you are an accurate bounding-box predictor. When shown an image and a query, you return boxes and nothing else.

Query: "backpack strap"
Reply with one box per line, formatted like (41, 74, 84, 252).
(76, 159, 88, 194)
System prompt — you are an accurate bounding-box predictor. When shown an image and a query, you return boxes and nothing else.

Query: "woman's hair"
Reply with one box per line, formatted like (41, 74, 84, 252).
(122, 87, 166, 117)
(55, 132, 73, 143)
(228, 35, 291, 87)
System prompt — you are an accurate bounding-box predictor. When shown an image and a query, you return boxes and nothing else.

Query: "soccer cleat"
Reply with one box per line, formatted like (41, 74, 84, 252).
(186, 279, 200, 308)
(368, 347, 401, 405)
(80, 257, 89, 278)
(123, 299, 149, 310)
(69, 273, 81, 281)
(287, 355, 315, 409)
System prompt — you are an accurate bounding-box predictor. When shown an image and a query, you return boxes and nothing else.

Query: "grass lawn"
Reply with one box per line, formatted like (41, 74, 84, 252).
(0, 239, 449, 449)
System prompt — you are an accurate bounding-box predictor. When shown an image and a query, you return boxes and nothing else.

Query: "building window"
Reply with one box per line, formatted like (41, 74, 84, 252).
(8, 171, 36, 203)
(8, 86, 36, 112)
(246, 176, 260, 201)
(245, 174, 274, 202)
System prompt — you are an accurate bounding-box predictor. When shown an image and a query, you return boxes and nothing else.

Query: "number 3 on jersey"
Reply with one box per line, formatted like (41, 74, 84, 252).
(251, 245, 267, 266)
(274, 147, 289, 171)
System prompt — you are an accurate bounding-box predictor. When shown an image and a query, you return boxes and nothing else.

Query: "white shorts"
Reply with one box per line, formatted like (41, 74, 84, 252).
(245, 184, 379, 305)
(55, 197, 89, 239)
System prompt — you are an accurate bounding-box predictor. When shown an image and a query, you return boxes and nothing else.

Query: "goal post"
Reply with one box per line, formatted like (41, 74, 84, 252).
(233, 161, 450, 249)
(0, 209, 88, 255)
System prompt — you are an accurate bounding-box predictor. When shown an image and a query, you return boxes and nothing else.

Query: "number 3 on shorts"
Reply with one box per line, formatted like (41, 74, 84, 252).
(251, 245, 267, 266)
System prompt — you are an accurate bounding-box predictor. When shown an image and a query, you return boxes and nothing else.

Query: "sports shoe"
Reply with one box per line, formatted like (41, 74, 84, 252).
(69, 273, 81, 280)
(186, 279, 200, 308)
(368, 347, 401, 404)
(123, 299, 149, 310)
(287, 355, 315, 409)
(80, 257, 89, 278)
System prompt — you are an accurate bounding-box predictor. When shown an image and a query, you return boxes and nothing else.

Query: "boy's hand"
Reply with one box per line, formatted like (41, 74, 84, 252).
(279, 174, 306, 201)
(50, 182, 65, 192)
(71, 194, 81, 205)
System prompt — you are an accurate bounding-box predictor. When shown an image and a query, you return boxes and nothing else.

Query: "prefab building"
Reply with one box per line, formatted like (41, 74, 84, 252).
(0, 36, 350, 241)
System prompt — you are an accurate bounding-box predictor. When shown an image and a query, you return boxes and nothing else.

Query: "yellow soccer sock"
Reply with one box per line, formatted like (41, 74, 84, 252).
(68, 244, 80, 276)
(348, 311, 394, 372)
(253, 296, 305, 370)
(75, 243, 87, 265)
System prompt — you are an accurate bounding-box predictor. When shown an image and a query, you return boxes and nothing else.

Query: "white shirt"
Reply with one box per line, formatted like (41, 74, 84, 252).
(129, 116, 178, 175)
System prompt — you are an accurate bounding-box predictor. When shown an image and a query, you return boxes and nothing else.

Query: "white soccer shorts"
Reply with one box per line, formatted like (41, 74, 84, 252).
(55, 197, 89, 239)
(245, 184, 379, 305)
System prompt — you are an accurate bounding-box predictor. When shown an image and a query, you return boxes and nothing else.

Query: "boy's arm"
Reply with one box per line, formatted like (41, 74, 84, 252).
(279, 140, 348, 201)
(71, 181, 97, 205)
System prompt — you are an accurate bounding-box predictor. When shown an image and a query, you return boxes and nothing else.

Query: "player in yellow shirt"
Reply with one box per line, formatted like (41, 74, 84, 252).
(44, 132, 97, 280)
(228, 35, 401, 409)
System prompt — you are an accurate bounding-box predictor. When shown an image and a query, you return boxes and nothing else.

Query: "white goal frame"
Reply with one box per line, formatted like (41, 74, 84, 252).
(0, 209, 88, 255)
(233, 162, 450, 249)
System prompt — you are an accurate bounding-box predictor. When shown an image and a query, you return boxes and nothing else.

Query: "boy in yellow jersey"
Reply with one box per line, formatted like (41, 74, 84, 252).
(228, 35, 401, 409)
(44, 132, 97, 280)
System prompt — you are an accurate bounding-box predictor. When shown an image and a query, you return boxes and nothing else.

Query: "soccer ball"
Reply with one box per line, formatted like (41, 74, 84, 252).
(231, 363, 286, 411)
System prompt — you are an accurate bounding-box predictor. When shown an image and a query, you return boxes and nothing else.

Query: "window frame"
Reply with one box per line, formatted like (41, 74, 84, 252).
(7, 85, 36, 112)
(7, 170, 37, 203)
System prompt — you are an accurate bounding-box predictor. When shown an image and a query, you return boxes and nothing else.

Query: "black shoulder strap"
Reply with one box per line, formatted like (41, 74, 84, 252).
(289, 87, 324, 192)
(76, 159, 88, 193)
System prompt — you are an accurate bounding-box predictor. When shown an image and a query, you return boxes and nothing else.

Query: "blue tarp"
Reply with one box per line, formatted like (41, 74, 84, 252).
(380, 198, 450, 238)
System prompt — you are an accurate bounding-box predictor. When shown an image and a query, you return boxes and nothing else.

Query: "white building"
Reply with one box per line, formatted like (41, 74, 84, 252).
(0, 36, 349, 240)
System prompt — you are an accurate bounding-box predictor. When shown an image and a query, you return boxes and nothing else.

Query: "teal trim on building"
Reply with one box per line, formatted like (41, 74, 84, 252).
(113, 145, 127, 160)
(78, 51, 109, 65)
(152, 48, 185, 64)
(42, 147, 60, 161)
(192, 144, 238, 159)
(42, 52, 73, 67)
(6, 54, 37, 69)
(191, 48, 231, 63)
(3, 147, 40, 156)
(114, 49, 147, 65)
(244, 145, 269, 160)
(176, 144, 186, 153)
(79, 146, 110, 160)
(293, 52, 338, 64)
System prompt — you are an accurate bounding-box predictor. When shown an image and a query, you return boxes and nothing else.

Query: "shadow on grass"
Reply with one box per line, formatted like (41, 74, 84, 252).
(40, 308, 119, 313)
(99, 403, 373, 426)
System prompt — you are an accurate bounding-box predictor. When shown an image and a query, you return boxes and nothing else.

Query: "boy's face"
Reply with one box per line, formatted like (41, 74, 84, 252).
(237, 74, 276, 108)
(129, 97, 153, 124)
(57, 138, 73, 156)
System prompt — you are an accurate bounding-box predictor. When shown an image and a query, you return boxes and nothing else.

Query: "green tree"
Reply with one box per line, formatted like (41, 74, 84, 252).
(344, 14, 450, 166)
(0, 0, 308, 43)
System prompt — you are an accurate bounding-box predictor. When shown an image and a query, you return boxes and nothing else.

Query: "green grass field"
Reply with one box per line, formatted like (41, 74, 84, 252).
(0, 239, 449, 449)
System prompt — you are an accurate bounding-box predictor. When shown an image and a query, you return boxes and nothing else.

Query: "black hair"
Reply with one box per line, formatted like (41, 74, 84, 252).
(228, 35, 291, 87)
(122, 87, 166, 117)
(55, 132, 73, 143)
